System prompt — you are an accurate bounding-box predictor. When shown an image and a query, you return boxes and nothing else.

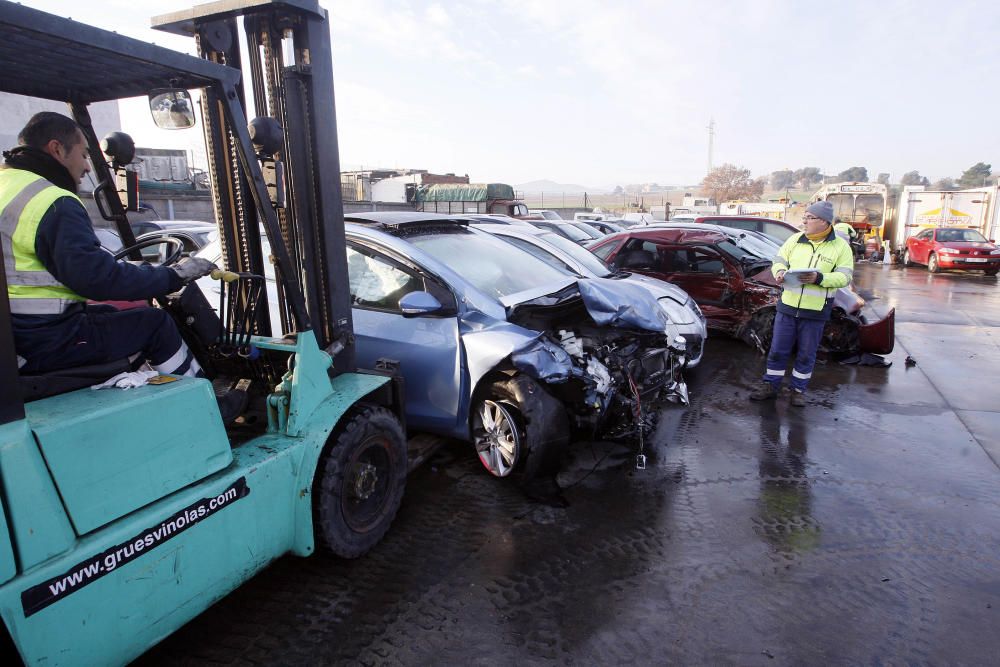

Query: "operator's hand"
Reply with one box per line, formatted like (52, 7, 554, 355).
(171, 256, 218, 283)
(798, 271, 820, 284)
(775, 269, 786, 284)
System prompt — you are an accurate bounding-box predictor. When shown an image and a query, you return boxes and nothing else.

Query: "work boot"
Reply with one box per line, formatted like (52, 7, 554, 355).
(749, 381, 778, 401)
(790, 390, 807, 407)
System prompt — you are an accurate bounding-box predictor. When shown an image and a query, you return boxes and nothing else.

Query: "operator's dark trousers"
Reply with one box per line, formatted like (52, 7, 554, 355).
(17, 305, 201, 377)
(762, 311, 826, 392)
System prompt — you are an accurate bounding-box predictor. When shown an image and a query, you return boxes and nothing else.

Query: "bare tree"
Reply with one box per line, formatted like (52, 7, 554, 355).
(702, 164, 766, 202)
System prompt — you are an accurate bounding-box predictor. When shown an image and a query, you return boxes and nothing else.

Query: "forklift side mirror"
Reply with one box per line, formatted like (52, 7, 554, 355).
(149, 89, 196, 129)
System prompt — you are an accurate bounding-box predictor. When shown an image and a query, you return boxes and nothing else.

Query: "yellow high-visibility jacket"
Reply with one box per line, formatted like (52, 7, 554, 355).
(771, 228, 853, 320)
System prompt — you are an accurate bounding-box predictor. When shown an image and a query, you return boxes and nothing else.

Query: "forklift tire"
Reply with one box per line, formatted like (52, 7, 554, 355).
(314, 405, 406, 559)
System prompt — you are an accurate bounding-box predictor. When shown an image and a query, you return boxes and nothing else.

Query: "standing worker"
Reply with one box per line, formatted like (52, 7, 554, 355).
(1, 112, 216, 377)
(749, 200, 854, 407)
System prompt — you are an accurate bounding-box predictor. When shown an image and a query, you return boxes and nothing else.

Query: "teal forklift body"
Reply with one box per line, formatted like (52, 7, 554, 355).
(25, 378, 232, 535)
(0, 332, 391, 666)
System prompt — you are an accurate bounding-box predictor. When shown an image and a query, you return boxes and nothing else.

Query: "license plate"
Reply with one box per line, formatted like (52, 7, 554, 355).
(966, 258, 987, 263)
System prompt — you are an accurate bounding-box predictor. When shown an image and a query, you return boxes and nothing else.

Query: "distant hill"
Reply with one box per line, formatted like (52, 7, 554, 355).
(515, 179, 607, 194)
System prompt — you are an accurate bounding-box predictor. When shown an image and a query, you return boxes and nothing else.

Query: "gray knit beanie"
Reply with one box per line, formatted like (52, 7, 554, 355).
(806, 200, 834, 224)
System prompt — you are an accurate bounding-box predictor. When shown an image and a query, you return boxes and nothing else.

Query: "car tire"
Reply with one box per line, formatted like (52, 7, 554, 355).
(314, 405, 407, 558)
(820, 310, 862, 357)
(985, 269, 998, 277)
(903, 248, 914, 267)
(743, 308, 775, 355)
(472, 375, 568, 482)
(928, 253, 939, 273)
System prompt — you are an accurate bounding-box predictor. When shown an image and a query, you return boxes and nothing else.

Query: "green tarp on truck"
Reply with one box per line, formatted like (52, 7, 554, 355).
(414, 183, 515, 202)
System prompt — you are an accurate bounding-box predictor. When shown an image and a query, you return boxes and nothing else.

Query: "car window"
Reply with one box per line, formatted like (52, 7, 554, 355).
(503, 236, 576, 274)
(720, 219, 757, 231)
(680, 248, 725, 273)
(570, 222, 602, 239)
(406, 227, 569, 298)
(347, 245, 424, 311)
(937, 228, 988, 242)
(536, 231, 613, 277)
(591, 240, 620, 261)
(762, 222, 796, 241)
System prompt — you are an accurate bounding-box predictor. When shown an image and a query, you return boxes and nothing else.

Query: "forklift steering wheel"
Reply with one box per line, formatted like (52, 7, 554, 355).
(112, 236, 185, 266)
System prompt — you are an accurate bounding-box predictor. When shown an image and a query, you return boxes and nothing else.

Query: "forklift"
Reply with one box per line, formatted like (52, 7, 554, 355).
(0, 1, 410, 664)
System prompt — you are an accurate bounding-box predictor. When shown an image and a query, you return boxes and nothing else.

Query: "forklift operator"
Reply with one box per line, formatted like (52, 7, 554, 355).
(1, 112, 216, 377)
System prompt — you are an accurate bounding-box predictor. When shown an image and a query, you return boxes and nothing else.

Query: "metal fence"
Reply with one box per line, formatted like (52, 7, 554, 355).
(519, 192, 672, 213)
(339, 181, 675, 214)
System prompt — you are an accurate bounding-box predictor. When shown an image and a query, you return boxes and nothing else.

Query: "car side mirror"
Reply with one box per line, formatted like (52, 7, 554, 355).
(399, 291, 443, 317)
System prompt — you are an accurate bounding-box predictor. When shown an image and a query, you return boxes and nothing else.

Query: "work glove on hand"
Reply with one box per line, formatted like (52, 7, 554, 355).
(171, 256, 218, 283)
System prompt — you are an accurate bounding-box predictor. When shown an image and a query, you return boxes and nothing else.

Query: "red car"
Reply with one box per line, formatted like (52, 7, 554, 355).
(903, 227, 1000, 276)
(589, 224, 895, 357)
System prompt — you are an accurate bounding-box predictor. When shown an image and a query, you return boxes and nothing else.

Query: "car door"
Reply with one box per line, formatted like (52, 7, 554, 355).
(347, 242, 465, 435)
(613, 239, 736, 326)
(911, 229, 932, 263)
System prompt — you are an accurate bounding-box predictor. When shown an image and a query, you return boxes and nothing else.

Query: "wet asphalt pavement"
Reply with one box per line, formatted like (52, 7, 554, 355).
(141, 262, 1000, 665)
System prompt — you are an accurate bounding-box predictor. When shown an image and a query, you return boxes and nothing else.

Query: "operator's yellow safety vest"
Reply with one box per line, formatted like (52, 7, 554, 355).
(0, 167, 86, 314)
(771, 229, 854, 313)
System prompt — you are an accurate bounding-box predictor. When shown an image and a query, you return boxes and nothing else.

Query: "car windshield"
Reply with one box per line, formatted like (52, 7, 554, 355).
(538, 222, 590, 242)
(715, 230, 777, 258)
(716, 239, 768, 264)
(535, 231, 613, 276)
(570, 222, 603, 239)
(405, 228, 570, 297)
(540, 211, 562, 220)
(937, 228, 988, 243)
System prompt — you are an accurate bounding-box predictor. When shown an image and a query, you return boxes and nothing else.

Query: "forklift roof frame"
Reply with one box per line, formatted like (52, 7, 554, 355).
(0, 0, 342, 424)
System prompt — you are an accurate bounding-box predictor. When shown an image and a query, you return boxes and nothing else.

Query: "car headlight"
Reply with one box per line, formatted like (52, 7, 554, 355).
(658, 297, 696, 325)
(939, 248, 960, 255)
(990, 250, 1000, 256)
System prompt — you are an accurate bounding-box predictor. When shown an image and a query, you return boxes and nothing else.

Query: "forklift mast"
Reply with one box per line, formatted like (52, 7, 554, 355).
(153, 0, 355, 373)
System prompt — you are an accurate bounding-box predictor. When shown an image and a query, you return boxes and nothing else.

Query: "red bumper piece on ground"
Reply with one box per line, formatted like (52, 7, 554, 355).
(859, 307, 895, 355)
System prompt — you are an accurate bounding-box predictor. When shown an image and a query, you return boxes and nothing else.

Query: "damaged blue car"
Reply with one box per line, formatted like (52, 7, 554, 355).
(344, 213, 688, 480)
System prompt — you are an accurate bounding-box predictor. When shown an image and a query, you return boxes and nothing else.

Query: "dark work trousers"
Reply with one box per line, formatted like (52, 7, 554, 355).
(762, 310, 827, 392)
(19, 305, 202, 377)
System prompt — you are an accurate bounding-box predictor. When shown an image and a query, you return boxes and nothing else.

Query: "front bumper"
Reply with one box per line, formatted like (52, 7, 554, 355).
(858, 307, 895, 355)
(938, 256, 1000, 268)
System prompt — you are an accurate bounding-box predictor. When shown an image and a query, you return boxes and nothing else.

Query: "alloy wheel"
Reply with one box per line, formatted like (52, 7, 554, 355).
(473, 400, 521, 477)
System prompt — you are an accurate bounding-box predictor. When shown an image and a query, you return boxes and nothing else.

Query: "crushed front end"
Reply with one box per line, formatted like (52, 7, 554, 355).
(508, 279, 688, 441)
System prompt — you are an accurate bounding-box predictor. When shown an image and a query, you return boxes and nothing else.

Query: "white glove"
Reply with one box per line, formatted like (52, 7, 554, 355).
(91, 370, 158, 390)
(171, 256, 218, 283)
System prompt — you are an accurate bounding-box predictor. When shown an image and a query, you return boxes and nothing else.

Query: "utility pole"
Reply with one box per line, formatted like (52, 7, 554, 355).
(707, 117, 715, 174)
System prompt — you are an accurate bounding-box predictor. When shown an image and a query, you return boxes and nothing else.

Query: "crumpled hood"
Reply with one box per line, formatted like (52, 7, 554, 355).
(503, 277, 669, 333)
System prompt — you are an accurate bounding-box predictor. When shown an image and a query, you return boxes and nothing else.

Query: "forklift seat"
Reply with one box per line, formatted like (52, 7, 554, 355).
(18, 358, 138, 402)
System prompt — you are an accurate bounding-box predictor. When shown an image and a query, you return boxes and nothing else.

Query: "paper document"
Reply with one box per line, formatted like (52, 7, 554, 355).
(782, 269, 819, 289)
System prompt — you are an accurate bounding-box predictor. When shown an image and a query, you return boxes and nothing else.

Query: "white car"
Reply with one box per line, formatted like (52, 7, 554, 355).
(528, 209, 563, 220)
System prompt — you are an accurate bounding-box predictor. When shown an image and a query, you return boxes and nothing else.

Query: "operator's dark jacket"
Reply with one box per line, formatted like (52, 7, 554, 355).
(4, 147, 183, 362)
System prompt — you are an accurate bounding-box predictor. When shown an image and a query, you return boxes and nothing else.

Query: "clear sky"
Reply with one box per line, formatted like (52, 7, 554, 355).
(16, 0, 1000, 189)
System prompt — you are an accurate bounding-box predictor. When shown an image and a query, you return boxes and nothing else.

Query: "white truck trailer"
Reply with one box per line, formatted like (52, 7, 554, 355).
(892, 185, 1000, 251)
